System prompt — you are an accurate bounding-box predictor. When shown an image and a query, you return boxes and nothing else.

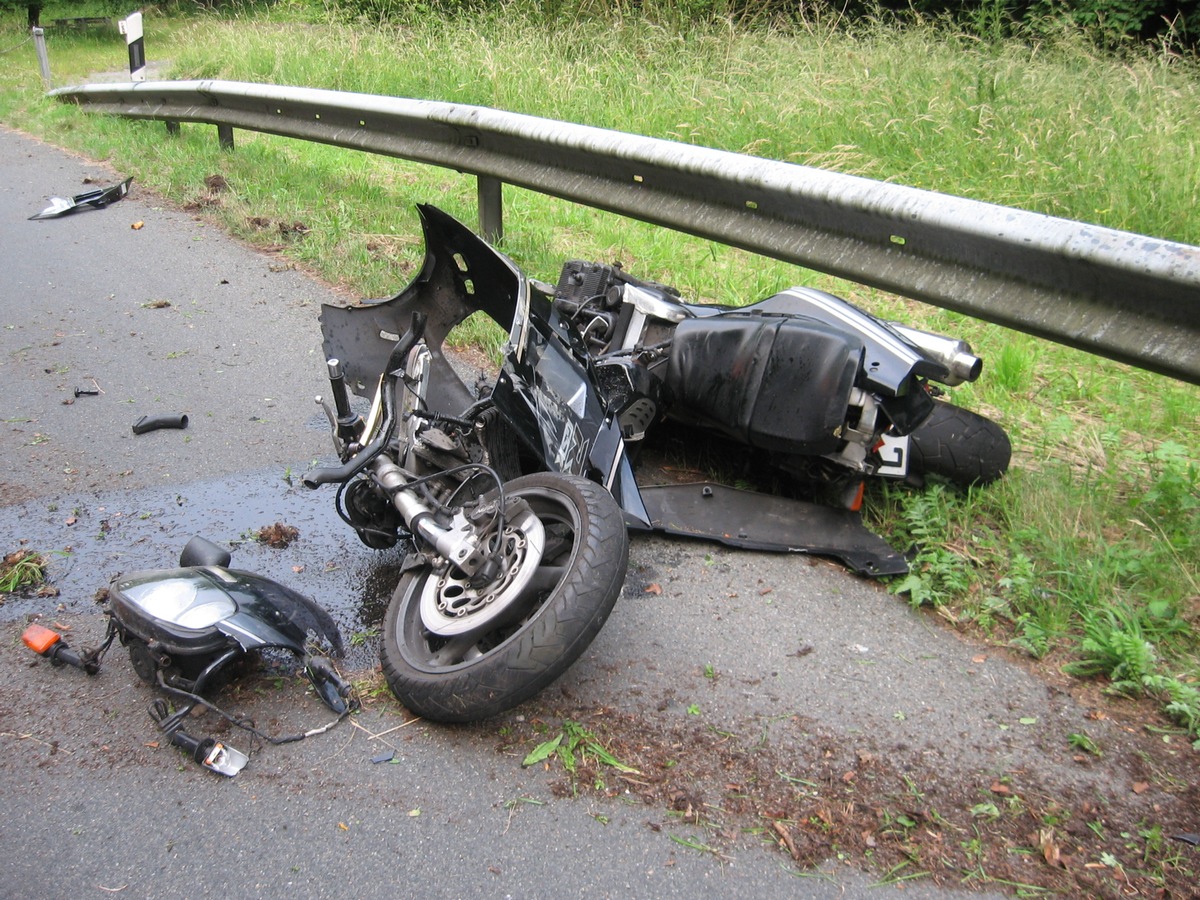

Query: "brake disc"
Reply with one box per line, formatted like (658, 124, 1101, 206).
(418, 507, 546, 637)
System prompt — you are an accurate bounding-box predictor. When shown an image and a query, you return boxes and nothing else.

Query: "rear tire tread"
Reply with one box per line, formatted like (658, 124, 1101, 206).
(908, 401, 1011, 487)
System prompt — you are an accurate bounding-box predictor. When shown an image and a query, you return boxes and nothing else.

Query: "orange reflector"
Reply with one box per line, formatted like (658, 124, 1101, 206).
(849, 481, 865, 512)
(22, 623, 62, 655)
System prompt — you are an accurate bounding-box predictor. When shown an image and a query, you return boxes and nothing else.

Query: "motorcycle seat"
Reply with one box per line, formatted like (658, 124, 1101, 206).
(665, 313, 863, 454)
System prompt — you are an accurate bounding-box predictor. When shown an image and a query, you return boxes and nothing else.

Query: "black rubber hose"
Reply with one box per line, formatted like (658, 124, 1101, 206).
(132, 413, 189, 434)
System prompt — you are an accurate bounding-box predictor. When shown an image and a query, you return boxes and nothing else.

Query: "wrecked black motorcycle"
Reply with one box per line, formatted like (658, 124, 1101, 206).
(24, 536, 355, 775)
(302, 205, 1010, 723)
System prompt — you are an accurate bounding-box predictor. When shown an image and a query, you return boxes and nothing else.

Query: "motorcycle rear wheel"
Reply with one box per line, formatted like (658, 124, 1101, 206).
(381, 472, 629, 723)
(907, 401, 1011, 487)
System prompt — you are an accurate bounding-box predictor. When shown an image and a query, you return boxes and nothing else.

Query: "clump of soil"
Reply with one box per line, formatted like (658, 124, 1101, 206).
(257, 522, 299, 548)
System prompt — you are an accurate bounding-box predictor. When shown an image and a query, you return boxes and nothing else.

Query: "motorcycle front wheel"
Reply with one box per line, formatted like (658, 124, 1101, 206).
(907, 401, 1011, 487)
(380, 472, 629, 723)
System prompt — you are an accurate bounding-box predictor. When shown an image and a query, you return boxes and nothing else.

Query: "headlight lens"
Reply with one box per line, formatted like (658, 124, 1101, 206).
(118, 572, 236, 630)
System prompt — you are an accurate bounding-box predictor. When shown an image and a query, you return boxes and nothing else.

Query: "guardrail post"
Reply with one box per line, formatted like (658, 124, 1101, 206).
(477, 176, 502, 243)
(217, 124, 234, 151)
(32, 27, 51, 89)
(118, 12, 146, 81)
(119, 11, 181, 135)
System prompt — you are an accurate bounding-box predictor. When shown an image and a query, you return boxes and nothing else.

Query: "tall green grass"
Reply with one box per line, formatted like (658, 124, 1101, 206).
(1, 2, 1197, 734)
(120, 9, 1200, 247)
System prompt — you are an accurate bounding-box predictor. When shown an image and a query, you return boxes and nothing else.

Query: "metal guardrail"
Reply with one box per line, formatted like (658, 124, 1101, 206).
(51, 79, 1200, 385)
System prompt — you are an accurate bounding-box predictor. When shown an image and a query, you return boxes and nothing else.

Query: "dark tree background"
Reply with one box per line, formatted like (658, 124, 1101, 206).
(2, 0, 125, 28)
(876, 0, 1200, 42)
(8, 0, 44, 27)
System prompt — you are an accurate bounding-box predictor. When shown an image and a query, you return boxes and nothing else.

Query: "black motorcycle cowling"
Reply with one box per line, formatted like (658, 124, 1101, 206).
(23, 539, 355, 775)
(316, 205, 651, 527)
(109, 567, 345, 660)
(318, 205, 516, 418)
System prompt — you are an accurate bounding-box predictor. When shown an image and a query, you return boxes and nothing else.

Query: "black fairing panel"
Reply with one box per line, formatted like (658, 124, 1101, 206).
(316, 204, 520, 414)
(215, 569, 346, 657)
(640, 483, 908, 576)
(666, 314, 862, 454)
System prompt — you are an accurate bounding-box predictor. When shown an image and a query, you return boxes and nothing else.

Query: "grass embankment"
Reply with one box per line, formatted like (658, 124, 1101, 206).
(1, 5, 1197, 736)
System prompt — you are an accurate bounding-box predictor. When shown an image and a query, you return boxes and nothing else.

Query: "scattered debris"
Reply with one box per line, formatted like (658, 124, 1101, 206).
(278, 220, 310, 237)
(29, 177, 132, 220)
(184, 175, 231, 212)
(245, 215, 310, 239)
(257, 522, 299, 548)
(772, 820, 801, 860)
(497, 699, 1200, 896)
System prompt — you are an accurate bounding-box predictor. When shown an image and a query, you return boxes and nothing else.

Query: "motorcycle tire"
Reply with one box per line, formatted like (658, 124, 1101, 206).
(907, 401, 1011, 487)
(380, 472, 629, 723)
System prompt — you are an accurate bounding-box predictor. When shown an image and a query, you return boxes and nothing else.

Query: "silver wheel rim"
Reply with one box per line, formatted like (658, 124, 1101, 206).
(418, 506, 546, 637)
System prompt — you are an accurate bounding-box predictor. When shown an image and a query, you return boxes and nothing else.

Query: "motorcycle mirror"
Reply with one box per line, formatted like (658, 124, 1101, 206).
(179, 535, 233, 568)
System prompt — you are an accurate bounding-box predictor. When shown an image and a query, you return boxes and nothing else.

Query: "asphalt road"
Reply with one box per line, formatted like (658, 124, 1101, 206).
(0, 126, 1184, 898)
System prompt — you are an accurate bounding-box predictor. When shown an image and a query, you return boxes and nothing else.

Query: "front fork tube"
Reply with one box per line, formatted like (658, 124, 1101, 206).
(368, 456, 489, 576)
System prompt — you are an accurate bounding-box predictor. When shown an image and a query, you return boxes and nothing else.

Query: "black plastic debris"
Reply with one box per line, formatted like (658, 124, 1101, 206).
(30, 177, 133, 220)
(132, 413, 189, 435)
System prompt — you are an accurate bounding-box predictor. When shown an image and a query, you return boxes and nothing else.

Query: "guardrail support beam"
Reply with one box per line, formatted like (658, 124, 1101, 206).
(477, 176, 503, 243)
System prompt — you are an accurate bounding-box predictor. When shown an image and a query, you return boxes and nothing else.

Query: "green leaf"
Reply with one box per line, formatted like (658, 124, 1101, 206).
(587, 742, 640, 774)
(559, 742, 577, 774)
(522, 734, 563, 767)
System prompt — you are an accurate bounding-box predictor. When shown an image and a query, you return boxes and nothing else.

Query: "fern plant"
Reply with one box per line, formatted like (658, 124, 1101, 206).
(886, 485, 974, 609)
(1142, 674, 1200, 739)
(1063, 607, 1158, 692)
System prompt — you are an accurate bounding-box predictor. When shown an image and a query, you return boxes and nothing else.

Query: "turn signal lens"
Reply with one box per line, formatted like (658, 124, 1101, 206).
(22, 623, 62, 655)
